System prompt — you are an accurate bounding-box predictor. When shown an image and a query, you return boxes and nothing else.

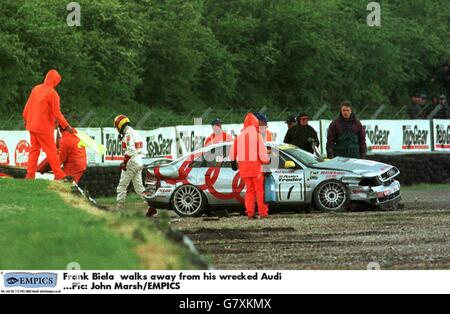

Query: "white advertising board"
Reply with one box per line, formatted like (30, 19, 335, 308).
(363, 120, 432, 154)
(432, 120, 450, 151)
(77, 128, 103, 165)
(103, 127, 177, 164)
(0, 131, 46, 167)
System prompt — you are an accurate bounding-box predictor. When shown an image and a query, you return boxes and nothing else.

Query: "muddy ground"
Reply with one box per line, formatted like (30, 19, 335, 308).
(102, 190, 450, 270)
(171, 190, 450, 270)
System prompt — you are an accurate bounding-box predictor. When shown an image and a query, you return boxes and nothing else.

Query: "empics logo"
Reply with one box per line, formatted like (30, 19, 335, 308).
(402, 125, 429, 150)
(6, 277, 19, 285)
(3, 273, 57, 288)
(366, 125, 390, 151)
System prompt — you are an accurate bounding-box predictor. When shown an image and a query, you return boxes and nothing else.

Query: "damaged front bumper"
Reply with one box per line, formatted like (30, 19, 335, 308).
(350, 180, 402, 207)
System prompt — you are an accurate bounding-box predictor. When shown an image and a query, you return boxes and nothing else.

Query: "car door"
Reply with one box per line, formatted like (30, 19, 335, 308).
(212, 145, 244, 205)
(269, 148, 306, 203)
(191, 145, 242, 205)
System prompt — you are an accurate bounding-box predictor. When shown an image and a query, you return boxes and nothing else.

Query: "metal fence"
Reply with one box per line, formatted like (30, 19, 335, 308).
(1, 103, 415, 130)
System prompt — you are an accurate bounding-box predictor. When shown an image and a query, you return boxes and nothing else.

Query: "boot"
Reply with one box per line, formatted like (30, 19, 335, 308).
(146, 207, 158, 218)
(115, 203, 125, 212)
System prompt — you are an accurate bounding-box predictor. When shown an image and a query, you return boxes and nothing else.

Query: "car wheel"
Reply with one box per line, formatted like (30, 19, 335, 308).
(172, 185, 206, 217)
(313, 180, 349, 212)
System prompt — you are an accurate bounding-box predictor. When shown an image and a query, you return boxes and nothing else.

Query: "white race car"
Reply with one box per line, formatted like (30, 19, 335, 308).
(144, 143, 401, 217)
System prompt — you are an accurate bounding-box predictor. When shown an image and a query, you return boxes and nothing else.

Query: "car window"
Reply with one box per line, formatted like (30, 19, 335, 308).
(281, 147, 323, 166)
(191, 146, 228, 168)
(270, 148, 302, 169)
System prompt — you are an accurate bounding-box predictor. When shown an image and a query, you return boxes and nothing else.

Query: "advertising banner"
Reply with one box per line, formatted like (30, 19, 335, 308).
(103, 127, 124, 164)
(0, 131, 46, 167)
(432, 120, 450, 151)
(77, 128, 103, 165)
(103, 127, 177, 164)
(175, 125, 212, 157)
(398, 120, 432, 153)
(142, 127, 177, 159)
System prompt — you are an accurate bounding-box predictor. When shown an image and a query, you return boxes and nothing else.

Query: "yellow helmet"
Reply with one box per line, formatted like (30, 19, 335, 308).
(114, 114, 130, 133)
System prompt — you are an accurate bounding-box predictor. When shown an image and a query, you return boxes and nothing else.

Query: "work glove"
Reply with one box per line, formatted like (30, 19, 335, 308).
(66, 125, 74, 134)
(120, 155, 131, 172)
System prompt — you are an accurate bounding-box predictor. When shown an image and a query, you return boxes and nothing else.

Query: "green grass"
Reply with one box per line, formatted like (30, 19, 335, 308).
(402, 183, 450, 192)
(0, 180, 199, 270)
(97, 193, 142, 206)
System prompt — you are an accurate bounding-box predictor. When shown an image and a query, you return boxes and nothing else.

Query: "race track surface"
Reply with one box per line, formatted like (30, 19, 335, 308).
(172, 190, 450, 270)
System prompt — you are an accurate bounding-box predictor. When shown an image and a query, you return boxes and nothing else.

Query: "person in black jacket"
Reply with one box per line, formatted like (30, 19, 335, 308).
(408, 93, 431, 119)
(284, 113, 319, 154)
(326, 102, 367, 159)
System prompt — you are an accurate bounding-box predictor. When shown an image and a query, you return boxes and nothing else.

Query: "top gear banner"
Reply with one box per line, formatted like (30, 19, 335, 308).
(432, 119, 450, 151)
(362, 120, 432, 154)
(103, 127, 177, 164)
(1, 119, 448, 169)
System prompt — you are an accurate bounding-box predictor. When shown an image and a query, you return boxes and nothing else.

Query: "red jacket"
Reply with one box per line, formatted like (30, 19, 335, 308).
(59, 130, 87, 175)
(231, 113, 270, 178)
(204, 131, 233, 146)
(23, 70, 69, 134)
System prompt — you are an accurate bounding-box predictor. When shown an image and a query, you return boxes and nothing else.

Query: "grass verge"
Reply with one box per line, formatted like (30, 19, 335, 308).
(0, 179, 201, 270)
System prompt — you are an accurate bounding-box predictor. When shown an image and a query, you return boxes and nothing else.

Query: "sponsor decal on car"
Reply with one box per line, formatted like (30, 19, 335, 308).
(216, 156, 231, 163)
(156, 188, 174, 196)
(319, 171, 346, 179)
(320, 171, 346, 175)
(274, 169, 296, 174)
(278, 174, 302, 183)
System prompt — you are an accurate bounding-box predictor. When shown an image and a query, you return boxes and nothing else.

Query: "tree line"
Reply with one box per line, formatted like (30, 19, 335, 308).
(0, 0, 449, 121)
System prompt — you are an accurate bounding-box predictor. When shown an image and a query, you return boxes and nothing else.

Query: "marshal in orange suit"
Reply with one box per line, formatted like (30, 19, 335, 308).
(59, 128, 87, 183)
(23, 70, 73, 180)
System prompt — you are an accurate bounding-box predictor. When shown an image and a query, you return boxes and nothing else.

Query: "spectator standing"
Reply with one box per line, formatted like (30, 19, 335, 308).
(326, 102, 367, 159)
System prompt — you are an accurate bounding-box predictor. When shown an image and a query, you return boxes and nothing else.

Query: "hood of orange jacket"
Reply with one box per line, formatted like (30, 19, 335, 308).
(44, 70, 62, 88)
(243, 113, 259, 129)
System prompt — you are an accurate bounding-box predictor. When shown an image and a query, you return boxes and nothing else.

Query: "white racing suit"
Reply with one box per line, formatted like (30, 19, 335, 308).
(116, 125, 146, 206)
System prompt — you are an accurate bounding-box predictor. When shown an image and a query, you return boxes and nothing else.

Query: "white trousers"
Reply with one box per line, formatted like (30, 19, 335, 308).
(116, 157, 145, 204)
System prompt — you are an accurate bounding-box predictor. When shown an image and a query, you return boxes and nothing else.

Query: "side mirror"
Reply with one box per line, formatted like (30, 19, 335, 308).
(284, 161, 296, 169)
